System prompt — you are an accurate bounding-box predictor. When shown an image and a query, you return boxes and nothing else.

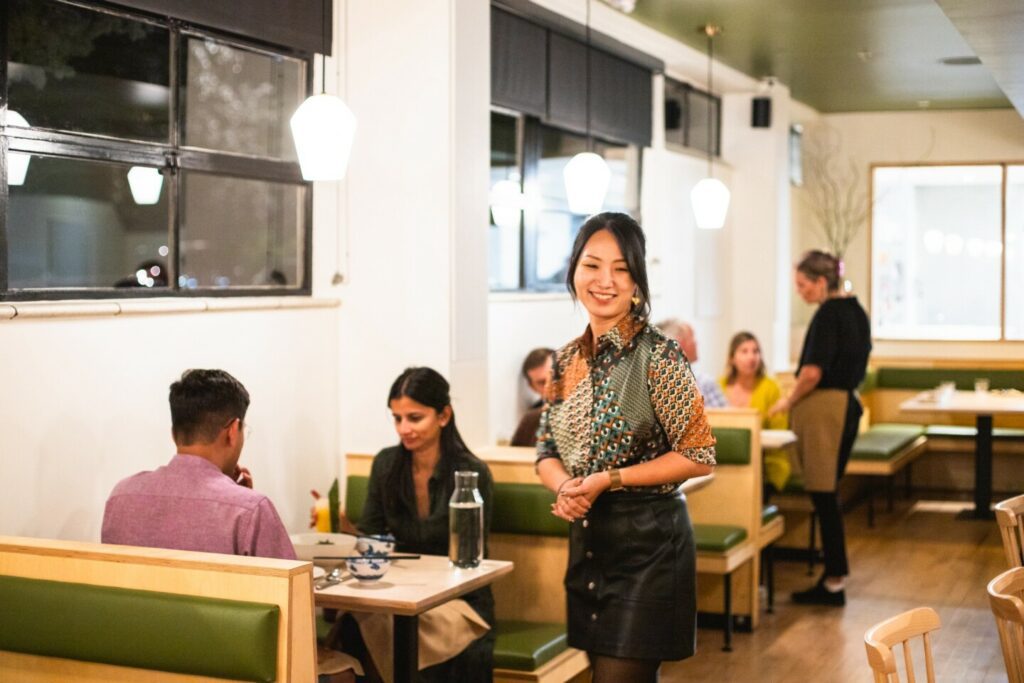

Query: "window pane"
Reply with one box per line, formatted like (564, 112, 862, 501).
(179, 173, 305, 288)
(871, 165, 1002, 340)
(525, 127, 639, 290)
(7, 0, 170, 141)
(183, 38, 305, 160)
(489, 112, 521, 290)
(1007, 166, 1024, 340)
(687, 90, 719, 156)
(7, 155, 170, 289)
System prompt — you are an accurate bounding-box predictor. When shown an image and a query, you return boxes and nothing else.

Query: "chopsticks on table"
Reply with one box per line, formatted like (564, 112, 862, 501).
(313, 554, 421, 561)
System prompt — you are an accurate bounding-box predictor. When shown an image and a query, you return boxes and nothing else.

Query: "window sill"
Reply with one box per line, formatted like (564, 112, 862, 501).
(0, 296, 340, 321)
(488, 291, 573, 304)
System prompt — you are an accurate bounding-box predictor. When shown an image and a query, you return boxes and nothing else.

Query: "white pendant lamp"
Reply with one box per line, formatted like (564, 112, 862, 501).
(290, 0, 357, 181)
(127, 166, 164, 205)
(490, 177, 524, 229)
(564, 152, 611, 215)
(691, 24, 730, 230)
(6, 110, 31, 186)
(563, 0, 610, 215)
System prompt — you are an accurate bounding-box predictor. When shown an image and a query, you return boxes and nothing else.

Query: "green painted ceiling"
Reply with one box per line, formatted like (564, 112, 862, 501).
(622, 0, 1011, 112)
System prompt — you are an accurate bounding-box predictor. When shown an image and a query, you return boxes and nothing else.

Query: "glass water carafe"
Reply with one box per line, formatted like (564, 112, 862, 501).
(449, 470, 484, 568)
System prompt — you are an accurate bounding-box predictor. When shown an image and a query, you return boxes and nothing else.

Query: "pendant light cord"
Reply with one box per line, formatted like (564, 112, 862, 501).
(321, 0, 328, 94)
(706, 28, 713, 177)
(585, 0, 592, 151)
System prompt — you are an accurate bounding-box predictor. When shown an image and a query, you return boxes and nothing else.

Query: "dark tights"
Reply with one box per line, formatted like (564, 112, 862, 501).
(589, 654, 660, 683)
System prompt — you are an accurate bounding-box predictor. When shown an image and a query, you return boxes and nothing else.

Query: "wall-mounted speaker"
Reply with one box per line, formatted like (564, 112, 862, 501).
(752, 97, 772, 128)
(665, 99, 682, 131)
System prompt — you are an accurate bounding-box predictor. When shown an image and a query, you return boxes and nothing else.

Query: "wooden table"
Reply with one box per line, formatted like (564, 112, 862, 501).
(901, 390, 1024, 519)
(314, 555, 513, 682)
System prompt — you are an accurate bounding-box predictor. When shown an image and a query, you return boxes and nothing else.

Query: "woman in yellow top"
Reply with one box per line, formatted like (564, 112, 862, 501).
(719, 331, 790, 492)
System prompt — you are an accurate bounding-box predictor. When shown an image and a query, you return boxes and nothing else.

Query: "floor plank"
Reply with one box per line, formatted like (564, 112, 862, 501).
(662, 499, 1010, 682)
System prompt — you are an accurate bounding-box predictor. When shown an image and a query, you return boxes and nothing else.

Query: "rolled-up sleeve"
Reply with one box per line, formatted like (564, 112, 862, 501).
(648, 339, 717, 465)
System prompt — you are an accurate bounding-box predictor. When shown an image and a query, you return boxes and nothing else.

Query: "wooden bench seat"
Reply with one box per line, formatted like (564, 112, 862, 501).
(0, 536, 315, 682)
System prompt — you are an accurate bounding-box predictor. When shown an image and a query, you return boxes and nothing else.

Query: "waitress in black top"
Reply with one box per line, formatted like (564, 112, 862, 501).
(770, 250, 871, 606)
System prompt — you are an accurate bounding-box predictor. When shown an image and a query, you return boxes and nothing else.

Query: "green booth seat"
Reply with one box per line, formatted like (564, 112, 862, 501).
(492, 483, 567, 537)
(925, 425, 1024, 440)
(711, 427, 752, 465)
(0, 575, 279, 682)
(694, 524, 748, 553)
(762, 504, 780, 525)
(346, 474, 369, 525)
(875, 368, 1024, 391)
(850, 425, 925, 461)
(493, 621, 568, 671)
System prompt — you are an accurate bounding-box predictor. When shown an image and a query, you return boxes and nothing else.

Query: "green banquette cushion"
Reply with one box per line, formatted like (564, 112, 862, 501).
(925, 425, 1024, 440)
(762, 504, 780, 524)
(493, 620, 568, 671)
(694, 524, 748, 552)
(491, 483, 567, 537)
(346, 474, 369, 525)
(711, 427, 752, 465)
(0, 575, 279, 682)
(850, 424, 925, 461)
(875, 368, 1024, 391)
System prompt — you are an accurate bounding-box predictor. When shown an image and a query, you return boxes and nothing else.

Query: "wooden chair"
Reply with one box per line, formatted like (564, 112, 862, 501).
(988, 567, 1024, 683)
(864, 607, 941, 683)
(996, 494, 1024, 568)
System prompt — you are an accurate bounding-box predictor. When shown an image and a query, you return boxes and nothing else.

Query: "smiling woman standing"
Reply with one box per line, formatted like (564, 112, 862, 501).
(535, 213, 716, 682)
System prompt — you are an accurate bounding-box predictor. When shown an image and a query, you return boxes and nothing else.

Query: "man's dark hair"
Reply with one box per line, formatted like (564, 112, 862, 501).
(521, 347, 554, 380)
(169, 369, 250, 444)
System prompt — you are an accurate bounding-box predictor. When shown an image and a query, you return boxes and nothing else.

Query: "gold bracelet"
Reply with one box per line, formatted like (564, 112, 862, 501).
(608, 469, 624, 492)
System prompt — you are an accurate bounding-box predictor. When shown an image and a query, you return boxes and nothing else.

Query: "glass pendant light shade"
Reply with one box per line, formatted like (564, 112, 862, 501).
(290, 93, 357, 181)
(490, 178, 524, 229)
(127, 166, 164, 205)
(6, 110, 31, 186)
(564, 152, 610, 215)
(691, 177, 730, 230)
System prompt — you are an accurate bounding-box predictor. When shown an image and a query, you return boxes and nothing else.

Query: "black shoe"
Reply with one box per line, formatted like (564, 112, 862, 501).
(791, 578, 845, 606)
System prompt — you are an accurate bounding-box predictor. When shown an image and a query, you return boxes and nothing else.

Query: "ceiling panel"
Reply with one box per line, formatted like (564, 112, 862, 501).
(619, 0, 1011, 112)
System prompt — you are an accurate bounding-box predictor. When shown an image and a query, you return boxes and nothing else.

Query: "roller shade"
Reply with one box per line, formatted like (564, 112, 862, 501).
(106, 0, 330, 55)
(492, 8, 547, 117)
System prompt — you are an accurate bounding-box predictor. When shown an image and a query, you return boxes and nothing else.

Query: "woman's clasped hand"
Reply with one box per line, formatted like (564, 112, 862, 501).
(550, 472, 612, 522)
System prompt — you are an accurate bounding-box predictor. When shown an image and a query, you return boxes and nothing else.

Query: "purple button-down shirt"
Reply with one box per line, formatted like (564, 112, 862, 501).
(101, 453, 296, 560)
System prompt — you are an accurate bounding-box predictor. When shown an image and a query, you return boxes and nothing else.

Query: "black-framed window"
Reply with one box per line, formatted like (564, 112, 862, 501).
(488, 110, 641, 292)
(664, 76, 720, 157)
(1, 0, 312, 300)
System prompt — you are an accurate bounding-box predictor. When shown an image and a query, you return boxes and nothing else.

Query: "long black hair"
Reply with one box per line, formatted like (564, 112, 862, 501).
(566, 212, 652, 319)
(383, 367, 478, 515)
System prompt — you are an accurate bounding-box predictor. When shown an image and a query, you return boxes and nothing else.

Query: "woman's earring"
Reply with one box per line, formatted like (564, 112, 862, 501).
(631, 295, 641, 306)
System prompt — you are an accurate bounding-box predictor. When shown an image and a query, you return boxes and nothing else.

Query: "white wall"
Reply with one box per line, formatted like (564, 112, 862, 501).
(790, 108, 1024, 362)
(0, 308, 340, 540)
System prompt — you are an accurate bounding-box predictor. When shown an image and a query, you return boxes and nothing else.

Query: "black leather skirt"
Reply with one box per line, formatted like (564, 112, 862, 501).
(565, 491, 696, 661)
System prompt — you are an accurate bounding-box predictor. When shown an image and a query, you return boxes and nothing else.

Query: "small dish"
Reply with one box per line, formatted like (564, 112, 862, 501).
(290, 532, 358, 563)
(356, 534, 396, 556)
(346, 555, 390, 582)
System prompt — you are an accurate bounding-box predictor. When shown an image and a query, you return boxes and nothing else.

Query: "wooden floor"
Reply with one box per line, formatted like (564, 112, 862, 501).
(662, 498, 1010, 682)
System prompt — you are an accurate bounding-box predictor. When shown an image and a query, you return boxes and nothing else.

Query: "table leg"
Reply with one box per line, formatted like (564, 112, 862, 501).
(958, 415, 995, 520)
(393, 614, 419, 683)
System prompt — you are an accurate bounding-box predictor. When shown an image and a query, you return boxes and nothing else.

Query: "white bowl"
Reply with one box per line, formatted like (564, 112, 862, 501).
(355, 534, 396, 556)
(290, 532, 358, 563)
(346, 555, 390, 582)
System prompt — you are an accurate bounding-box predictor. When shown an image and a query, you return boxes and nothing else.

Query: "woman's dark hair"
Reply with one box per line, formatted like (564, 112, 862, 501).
(725, 331, 766, 385)
(796, 249, 841, 292)
(566, 212, 652, 319)
(383, 367, 479, 515)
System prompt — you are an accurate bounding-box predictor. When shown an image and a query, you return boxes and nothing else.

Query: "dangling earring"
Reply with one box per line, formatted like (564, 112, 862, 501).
(631, 295, 641, 307)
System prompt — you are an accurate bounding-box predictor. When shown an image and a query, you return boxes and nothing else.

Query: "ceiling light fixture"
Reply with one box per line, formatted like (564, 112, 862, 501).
(563, 0, 611, 215)
(290, 0, 357, 181)
(690, 24, 730, 230)
(127, 166, 164, 205)
(6, 110, 31, 186)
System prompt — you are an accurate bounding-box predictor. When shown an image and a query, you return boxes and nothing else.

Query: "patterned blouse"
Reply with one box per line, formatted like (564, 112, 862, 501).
(536, 314, 717, 495)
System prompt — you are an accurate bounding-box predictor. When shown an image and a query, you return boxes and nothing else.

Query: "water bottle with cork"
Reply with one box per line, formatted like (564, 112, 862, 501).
(449, 470, 483, 568)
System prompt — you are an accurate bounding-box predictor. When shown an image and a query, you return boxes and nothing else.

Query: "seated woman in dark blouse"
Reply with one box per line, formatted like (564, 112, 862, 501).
(351, 366, 495, 682)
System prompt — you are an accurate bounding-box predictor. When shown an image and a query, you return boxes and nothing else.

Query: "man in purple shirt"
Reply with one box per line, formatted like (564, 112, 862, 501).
(102, 369, 295, 560)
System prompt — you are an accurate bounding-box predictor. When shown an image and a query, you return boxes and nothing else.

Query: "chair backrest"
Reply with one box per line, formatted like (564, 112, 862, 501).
(996, 494, 1024, 569)
(988, 567, 1024, 683)
(864, 607, 942, 683)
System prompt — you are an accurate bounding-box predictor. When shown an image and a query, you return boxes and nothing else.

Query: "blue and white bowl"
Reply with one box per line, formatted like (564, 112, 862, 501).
(346, 555, 390, 582)
(355, 534, 396, 556)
